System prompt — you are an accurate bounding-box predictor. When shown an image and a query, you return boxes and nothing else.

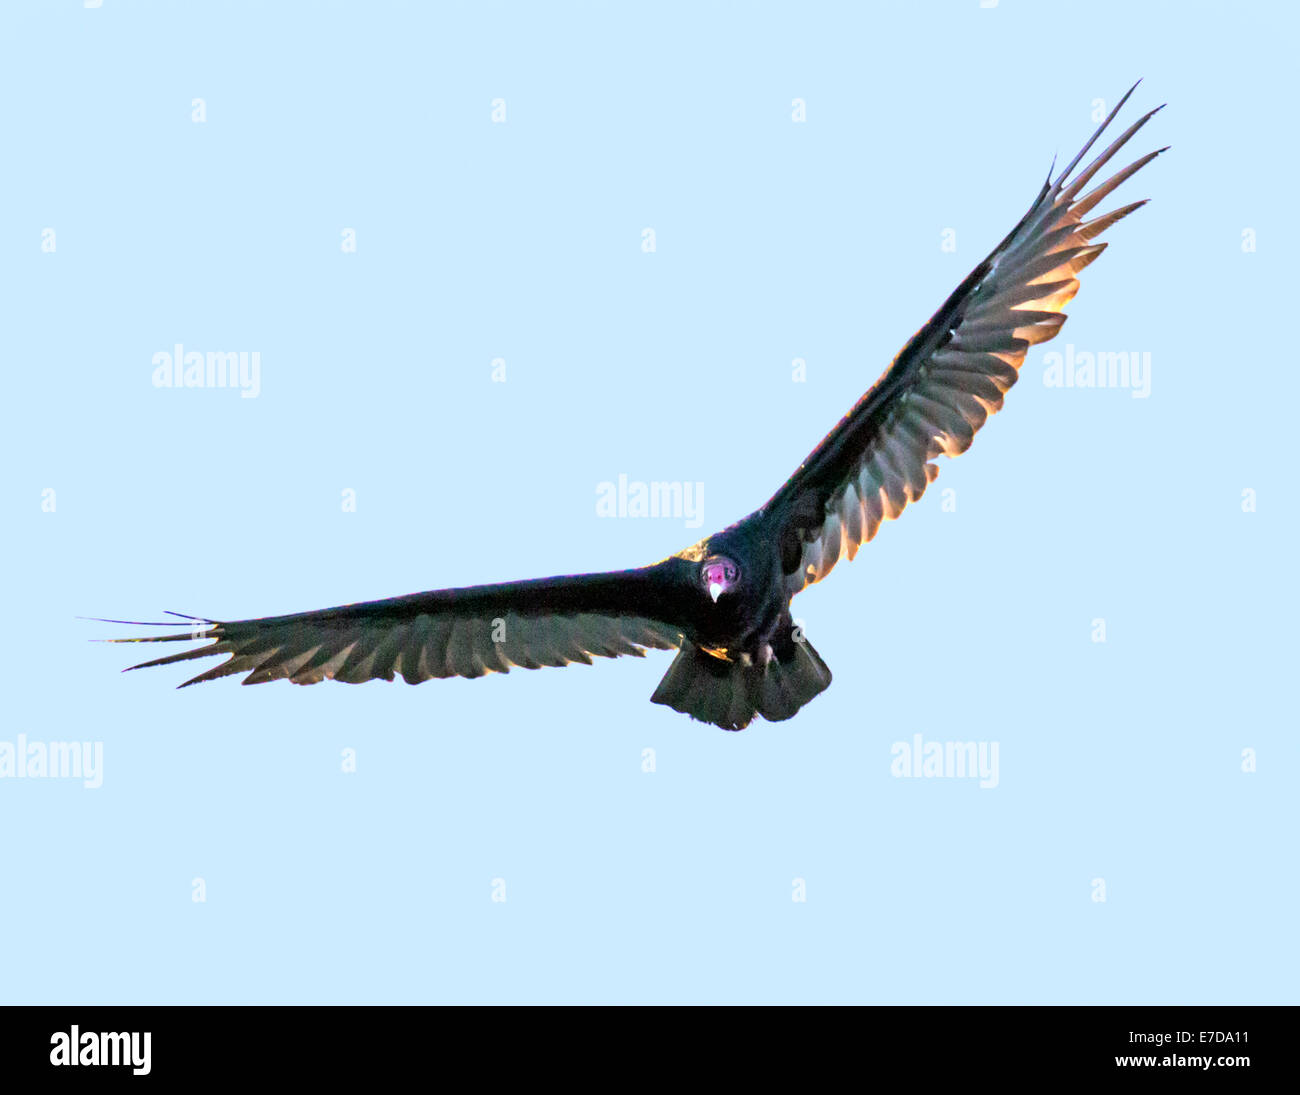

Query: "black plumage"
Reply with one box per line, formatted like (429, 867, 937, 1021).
(104, 86, 1165, 730)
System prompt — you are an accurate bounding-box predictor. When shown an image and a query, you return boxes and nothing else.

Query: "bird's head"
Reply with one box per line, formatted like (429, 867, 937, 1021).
(699, 556, 740, 603)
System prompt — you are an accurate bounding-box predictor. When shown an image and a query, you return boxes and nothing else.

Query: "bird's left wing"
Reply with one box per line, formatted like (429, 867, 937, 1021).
(103, 567, 684, 687)
(762, 85, 1165, 598)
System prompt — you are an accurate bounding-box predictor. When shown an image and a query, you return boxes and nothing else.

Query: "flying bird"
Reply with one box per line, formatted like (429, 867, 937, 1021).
(105, 86, 1164, 730)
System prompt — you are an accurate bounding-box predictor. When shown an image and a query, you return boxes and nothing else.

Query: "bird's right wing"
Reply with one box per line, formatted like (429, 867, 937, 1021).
(103, 566, 684, 687)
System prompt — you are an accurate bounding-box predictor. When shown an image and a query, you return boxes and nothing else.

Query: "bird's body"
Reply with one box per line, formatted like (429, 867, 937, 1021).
(104, 85, 1165, 730)
(675, 522, 789, 656)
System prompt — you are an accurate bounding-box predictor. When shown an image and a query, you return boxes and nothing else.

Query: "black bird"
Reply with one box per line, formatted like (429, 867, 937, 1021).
(106, 86, 1164, 730)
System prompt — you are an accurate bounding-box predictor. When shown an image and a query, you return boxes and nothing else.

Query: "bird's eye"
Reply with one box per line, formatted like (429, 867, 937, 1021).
(725, 565, 737, 581)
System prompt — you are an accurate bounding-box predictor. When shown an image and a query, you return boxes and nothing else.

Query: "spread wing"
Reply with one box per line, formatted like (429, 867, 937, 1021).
(764, 83, 1165, 598)
(104, 567, 683, 687)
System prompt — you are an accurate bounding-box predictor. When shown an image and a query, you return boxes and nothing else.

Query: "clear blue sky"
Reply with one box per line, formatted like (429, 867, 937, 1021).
(1, 1, 1294, 1003)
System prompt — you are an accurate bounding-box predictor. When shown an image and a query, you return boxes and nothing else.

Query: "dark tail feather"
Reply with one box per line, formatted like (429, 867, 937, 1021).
(650, 639, 832, 731)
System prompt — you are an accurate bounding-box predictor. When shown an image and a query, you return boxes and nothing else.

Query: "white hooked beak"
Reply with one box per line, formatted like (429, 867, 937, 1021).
(709, 582, 724, 603)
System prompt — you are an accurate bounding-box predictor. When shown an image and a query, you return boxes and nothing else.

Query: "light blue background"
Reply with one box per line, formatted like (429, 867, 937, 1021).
(2, 1, 1294, 1004)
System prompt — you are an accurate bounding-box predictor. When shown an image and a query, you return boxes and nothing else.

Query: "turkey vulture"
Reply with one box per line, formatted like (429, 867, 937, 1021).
(104, 85, 1164, 730)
